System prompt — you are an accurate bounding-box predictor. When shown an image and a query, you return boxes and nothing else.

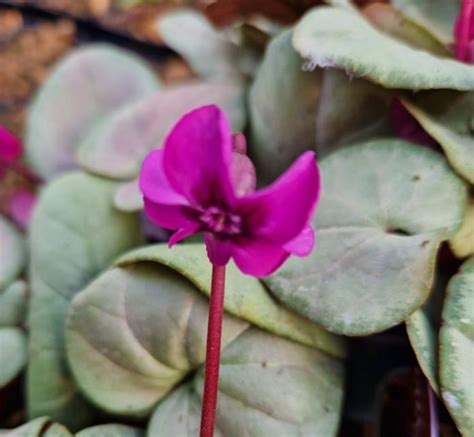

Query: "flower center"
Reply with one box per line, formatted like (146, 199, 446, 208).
(199, 206, 241, 235)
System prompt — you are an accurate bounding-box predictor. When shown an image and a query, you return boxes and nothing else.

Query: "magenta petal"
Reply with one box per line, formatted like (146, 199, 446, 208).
(231, 152, 256, 197)
(163, 105, 235, 207)
(168, 224, 201, 247)
(6, 188, 37, 231)
(144, 198, 198, 230)
(0, 126, 22, 162)
(283, 225, 315, 256)
(231, 132, 256, 196)
(204, 233, 232, 266)
(468, 40, 474, 63)
(232, 238, 289, 277)
(140, 149, 189, 206)
(455, 0, 474, 62)
(232, 132, 247, 154)
(237, 151, 320, 244)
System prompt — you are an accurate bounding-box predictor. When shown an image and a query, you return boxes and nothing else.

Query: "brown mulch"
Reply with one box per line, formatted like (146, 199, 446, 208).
(3, 0, 178, 44)
(0, 13, 76, 134)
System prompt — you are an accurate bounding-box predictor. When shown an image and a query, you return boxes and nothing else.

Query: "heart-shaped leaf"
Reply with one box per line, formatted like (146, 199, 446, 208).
(392, 0, 461, 45)
(440, 257, 474, 436)
(248, 30, 391, 182)
(0, 216, 25, 290)
(28, 172, 142, 430)
(117, 244, 346, 357)
(77, 81, 246, 180)
(148, 327, 344, 436)
(402, 91, 474, 184)
(25, 45, 159, 180)
(450, 199, 474, 258)
(293, 6, 474, 90)
(66, 263, 248, 416)
(265, 140, 467, 335)
(158, 10, 247, 80)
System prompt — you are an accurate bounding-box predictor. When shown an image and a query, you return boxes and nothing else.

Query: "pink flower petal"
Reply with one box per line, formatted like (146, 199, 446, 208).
(283, 225, 315, 257)
(231, 133, 256, 196)
(232, 132, 247, 154)
(455, 0, 474, 62)
(140, 149, 190, 206)
(231, 152, 256, 197)
(6, 188, 37, 230)
(237, 151, 320, 244)
(144, 198, 198, 230)
(0, 126, 22, 162)
(231, 238, 289, 277)
(204, 233, 232, 266)
(468, 40, 474, 63)
(168, 224, 201, 247)
(163, 105, 235, 208)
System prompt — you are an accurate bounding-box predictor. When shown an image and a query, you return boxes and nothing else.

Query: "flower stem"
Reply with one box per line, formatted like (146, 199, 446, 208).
(200, 264, 226, 437)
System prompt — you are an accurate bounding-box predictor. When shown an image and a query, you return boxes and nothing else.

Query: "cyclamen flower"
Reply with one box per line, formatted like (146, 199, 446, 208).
(140, 105, 320, 277)
(455, 0, 474, 63)
(0, 125, 39, 229)
(0, 125, 23, 178)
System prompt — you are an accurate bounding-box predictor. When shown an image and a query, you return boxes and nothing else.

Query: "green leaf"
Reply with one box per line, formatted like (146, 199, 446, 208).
(25, 44, 159, 180)
(117, 244, 346, 357)
(76, 424, 143, 437)
(0, 327, 27, 388)
(66, 263, 248, 416)
(293, 6, 474, 90)
(77, 81, 246, 180)
(147, 383, 201, 436)
(440, 257, 474, 436)
(0, 216, 25, 290)
(402, 91, 474, 184)
(0, 280, 27, 326)
(363, 3, 452, 57)
(406, 273, 449, 394)
(28, 172, 142, 430)
(392, 0, 461, 45)
(314, 69, 391, 156)
(148, 327, 344, 436)
(450, 199, 474, 258)
(265, 140, 467, 335)
(0, 281, 28, 406)
(248, 30, 391, 182)
(158, 10, 247, 80)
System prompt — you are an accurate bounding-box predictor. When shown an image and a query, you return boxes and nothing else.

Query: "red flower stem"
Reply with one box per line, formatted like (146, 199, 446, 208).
(200, 264, 226, 437)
